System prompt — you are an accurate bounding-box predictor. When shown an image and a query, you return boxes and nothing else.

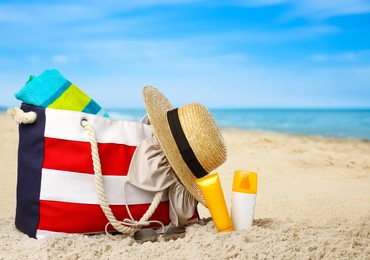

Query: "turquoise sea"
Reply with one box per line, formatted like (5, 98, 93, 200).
(2, 106, 370, 140)
(108, 108, 370, 141)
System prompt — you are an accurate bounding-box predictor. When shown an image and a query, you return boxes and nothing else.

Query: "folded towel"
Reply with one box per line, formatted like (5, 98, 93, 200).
(15, 69, 109, 117)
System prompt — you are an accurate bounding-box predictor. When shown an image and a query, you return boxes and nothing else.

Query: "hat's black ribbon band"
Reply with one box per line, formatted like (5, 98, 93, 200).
(167, 108, 208, 179)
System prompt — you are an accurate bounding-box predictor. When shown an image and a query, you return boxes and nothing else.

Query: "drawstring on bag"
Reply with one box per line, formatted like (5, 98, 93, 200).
(80, 117, 164, 236)
(7, 107, 37, 124)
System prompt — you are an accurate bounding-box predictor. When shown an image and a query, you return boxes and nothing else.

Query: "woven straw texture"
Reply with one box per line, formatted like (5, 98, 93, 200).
(142, 86, 227, 207)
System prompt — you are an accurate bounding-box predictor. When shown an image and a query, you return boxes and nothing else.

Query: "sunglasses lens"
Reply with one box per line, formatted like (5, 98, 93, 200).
(163, 226, 186, 241)
(133, 228, 158, 243)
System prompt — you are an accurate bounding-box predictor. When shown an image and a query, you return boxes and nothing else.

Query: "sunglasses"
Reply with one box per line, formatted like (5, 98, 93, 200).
(133, 226, 186, 243)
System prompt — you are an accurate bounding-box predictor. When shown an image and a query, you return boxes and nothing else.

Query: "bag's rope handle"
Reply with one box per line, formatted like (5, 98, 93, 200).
(7, 107, 37, 124)
(80, 117, 163, 235)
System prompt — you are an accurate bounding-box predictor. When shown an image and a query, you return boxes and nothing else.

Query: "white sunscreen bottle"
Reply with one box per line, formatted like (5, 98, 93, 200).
(231, 171, 258, 231)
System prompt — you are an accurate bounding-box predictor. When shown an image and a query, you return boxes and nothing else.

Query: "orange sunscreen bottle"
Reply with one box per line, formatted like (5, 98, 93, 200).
(196, 173, 233, 232)
(231, 171, 258, 231)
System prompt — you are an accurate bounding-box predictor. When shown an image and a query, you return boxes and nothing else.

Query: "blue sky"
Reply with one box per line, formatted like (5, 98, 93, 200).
(1, 0, 370, 108)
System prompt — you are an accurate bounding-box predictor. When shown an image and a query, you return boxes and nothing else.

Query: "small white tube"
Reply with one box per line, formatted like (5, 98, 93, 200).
(231, 171, 258, 231)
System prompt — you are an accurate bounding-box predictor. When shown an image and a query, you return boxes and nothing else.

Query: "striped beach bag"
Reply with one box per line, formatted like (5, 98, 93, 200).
(14, 103, 172, 239)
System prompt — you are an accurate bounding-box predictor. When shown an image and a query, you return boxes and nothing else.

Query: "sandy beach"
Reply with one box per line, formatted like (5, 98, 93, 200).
(1, 112, 369, 259)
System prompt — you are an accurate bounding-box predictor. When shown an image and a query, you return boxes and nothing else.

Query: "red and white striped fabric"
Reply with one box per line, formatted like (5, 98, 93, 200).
(16, 104, 172, 239)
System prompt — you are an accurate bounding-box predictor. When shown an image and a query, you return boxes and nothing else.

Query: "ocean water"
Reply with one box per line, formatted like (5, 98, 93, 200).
(109, 108, 370, 140)
(2, 106, 369, 140)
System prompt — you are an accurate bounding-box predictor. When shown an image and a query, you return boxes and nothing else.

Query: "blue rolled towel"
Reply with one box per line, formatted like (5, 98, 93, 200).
(15, 69, 109, 117)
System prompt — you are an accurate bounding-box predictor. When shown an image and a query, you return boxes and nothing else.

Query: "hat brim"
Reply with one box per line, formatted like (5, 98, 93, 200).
(142, 86, 206, 206)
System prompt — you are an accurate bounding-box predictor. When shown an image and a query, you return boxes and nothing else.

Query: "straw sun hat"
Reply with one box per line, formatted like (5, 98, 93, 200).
(142, 86, 227, 207)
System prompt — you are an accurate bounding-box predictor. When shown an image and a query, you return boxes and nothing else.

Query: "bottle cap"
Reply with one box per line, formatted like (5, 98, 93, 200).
(232, 171, 258, 194)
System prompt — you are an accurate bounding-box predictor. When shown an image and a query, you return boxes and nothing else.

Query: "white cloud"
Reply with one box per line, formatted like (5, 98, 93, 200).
(232, 0, 287, 7)
(52, 55, 69, 64)
(196, 24, 340, 47)
(2, 0, 370, 24)
(0, 3, 97, 24)
(26, 55, 43, 64)
(226, 0, 370, 20)
(286, 0, 370, 20)
(0, 0, 203, 24)
(311, 54, 328, 62)
(311, 50, 370, 62)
